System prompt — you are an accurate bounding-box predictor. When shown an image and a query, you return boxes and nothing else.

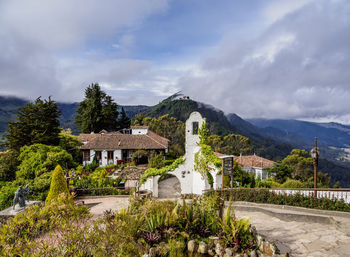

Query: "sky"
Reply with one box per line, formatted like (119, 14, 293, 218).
(0, 0, 350, 123)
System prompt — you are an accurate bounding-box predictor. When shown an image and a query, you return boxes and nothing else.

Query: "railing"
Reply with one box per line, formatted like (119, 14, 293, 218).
(268, 188, 350, 204)
(204, 187, 350, 206)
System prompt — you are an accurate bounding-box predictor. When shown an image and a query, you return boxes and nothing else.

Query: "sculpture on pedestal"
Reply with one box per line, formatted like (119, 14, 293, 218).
(13, 185, 30, 210)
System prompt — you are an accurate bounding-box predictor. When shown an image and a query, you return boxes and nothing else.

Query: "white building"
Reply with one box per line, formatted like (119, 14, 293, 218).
(78, 126, 169, 166)
(141, 112, 222, 196)
(234, 154, 275, 180)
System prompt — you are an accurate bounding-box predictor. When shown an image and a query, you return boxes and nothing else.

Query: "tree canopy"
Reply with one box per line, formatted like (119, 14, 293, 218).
(118, 107, 131, 130)
(132, 114, 185, 156)
(16, 144, 73, 180)
(75, 83, 121, 133)
(5, 97, 61, 151)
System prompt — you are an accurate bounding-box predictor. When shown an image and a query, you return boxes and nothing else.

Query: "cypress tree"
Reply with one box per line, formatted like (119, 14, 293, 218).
(45, 165, 71, 204)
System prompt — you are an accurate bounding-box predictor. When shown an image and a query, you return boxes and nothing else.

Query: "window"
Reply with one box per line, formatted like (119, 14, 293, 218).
(107, 151, 114, 160)
(83, 150, 90, 161)
(192, 122, 199, 135)
(95, 151, 102, 160)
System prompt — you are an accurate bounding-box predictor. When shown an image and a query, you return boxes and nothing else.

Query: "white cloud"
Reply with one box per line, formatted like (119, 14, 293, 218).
(178, 0, 350, 123)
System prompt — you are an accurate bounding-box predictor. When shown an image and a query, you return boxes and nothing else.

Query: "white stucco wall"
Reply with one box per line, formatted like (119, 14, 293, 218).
(132, 128, 148, 134)
(142, 112, 222, 196)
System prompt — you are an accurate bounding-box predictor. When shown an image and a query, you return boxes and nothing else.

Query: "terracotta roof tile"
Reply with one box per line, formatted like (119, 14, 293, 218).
(79, 130, 168, 150)
(234, 155, 275, 169)
(131, 126, 149, 129)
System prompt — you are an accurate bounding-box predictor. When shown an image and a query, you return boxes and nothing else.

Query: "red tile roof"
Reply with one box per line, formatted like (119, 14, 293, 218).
(78, 129, 168, 150)
(234, 155, 275, 169)
(131, 126, 149, 129)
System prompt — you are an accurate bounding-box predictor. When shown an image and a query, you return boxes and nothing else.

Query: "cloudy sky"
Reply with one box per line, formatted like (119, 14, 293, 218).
(0, 0, 350, 123)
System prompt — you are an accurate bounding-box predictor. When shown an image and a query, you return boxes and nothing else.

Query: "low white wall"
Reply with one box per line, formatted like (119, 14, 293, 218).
(271, 189, 350, 204)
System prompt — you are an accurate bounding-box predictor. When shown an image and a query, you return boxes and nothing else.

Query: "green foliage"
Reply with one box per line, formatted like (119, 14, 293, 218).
(0, 182, 18, 210)
(223, 134, 251, 156)
(282, 149, 313, 181)
(0, 150, 19, 181)
(5, 97, 61, 151)
(140, 157, 185, 185)
(207, 133, 251, 156)
(199, 122, 210, 145)
(255, 178, 281, 188)
(45, 165, 71, 204)
(0, 194, 90, 256)
(58, 128, 82, 162)
(279, 149, 330, 187)
(281, 179, 305, 188)
(16, 144, 73, 180)
(132, 149, 149, 165)
(267, 162, 293, 184)
(210, 189, 350, 212)
(1, 193, 257, 256)
(148, 152, 166, 169)
(118, 107, 131, 130)
(75, 83, 119, 133)
(132, 114, 185, 156)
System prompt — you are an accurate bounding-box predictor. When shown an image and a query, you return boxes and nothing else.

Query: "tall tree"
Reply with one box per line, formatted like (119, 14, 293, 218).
(75, 83, 119, 133)
(5, 97, 61, 151)
(117, 107, 131, 130)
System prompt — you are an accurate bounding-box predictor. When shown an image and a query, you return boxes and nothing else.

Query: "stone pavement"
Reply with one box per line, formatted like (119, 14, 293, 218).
(76, 196, 130, 219)
(233, 202, 350, 257)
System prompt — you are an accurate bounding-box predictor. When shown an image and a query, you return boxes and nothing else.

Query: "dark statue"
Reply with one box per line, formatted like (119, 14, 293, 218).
(13, 185, 30, 210)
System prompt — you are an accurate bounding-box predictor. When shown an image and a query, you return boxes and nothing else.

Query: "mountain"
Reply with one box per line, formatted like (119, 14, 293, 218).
(1, 94, 350, 186)
(0, 95, 149, 137)
(248, 119, 350, 148)
(144, 94, 292, 161)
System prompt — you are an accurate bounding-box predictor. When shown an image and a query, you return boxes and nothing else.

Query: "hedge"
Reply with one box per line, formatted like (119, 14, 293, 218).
(74, 187, 132, 197)
(205, 189, 350, 212)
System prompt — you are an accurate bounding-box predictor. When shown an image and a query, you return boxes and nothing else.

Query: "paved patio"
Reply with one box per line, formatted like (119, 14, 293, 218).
(234, 202, 350, 257)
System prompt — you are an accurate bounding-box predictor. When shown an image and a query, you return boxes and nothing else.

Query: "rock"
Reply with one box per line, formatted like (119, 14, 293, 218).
(250, 250, 257, 257)
(263, 241, 279, 256)
(215, 243, 223, 255)
(225, 247, 233, 256)
(149, 247, 157, 257)
(208, 249, 216, 256)
(142, 255, 149, 257)
(243, 254, 248, 257)
(198, 241, 208, 254)
(188, 240, 198, 253)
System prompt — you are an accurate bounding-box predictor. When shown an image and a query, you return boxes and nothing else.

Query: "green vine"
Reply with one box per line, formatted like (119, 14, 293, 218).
(139, 157, 185, 185)
(194, 144, 222, 189)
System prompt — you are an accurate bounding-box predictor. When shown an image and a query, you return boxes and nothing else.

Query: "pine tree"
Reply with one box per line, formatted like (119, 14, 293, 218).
(75, 83, 119, 133)
(117, 107, 131, 130)
(5, 97, 61, 151)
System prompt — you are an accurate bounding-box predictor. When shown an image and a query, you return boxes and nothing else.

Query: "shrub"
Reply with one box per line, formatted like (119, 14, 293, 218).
(0, 182, 18, 210)
(0, 194, 89, 256)
(132, 150, 149, 165)
(281, 179, 305, 188)
(148, 153, 166, 169)
(45, 165, 71, 204)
